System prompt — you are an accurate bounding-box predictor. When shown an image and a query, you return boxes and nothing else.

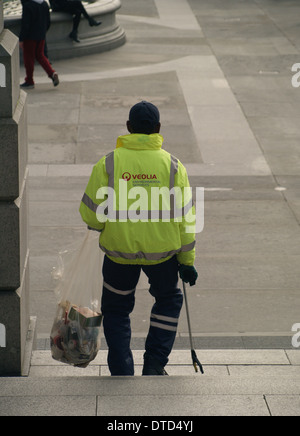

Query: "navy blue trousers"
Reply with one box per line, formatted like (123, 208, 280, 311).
(101, 255, 183, 376)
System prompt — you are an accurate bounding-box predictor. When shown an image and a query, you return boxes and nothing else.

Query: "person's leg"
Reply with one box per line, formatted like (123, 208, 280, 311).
(22, 40, 36, 86)
(64, 2, 98, 26)
(44, 39, 49, 60)
(74, 1, 90, 20)
(73, 1, 101, 26)
(53, 3, 82, 40)
(72, 9, 82, 32)
(142, 256, 183, 373)
(101, 256, 141, 376)
(68, 13, 81, 42)
(35, 40, 55, 78)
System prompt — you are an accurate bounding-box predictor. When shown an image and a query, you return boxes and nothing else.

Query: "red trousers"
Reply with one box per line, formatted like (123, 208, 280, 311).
(23, 40, 55, 85)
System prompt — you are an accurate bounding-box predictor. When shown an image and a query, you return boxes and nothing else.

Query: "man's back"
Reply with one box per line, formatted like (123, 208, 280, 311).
(80, 133, 196, 266)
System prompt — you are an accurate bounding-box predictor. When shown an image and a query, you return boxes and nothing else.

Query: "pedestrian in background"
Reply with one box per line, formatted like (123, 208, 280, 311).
(19, 0, 59, 89)
(50, 0, 102, 43)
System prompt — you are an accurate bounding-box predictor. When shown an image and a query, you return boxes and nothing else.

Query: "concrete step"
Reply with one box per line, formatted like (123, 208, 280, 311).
(1, 349, 300, 415)
(1, 372, 300, 416)
(28, 349, 300, 377)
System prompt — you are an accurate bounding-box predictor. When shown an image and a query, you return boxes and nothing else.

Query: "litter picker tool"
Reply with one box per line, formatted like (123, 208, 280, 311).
(182, 280, 204, 374)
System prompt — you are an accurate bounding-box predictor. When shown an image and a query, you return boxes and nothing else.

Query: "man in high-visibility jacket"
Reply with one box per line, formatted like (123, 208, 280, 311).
(80, 101, 198, 376)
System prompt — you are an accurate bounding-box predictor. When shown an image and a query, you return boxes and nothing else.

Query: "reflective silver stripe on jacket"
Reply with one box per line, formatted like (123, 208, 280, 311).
(170, 155, 178, 190)
(82, 193, 193, 220)
(106, 151, 179, 190)
(103, 281, 135, 296)
(105, 151, 114, 189)
(82, 154, 189, 219)
(81, 151, 114, 213)
(100, 240, 195, 261)
(81, 192, 98, 212)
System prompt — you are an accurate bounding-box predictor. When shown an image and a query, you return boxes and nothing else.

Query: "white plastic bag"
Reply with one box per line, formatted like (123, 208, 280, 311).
(50, 230, 103, 367)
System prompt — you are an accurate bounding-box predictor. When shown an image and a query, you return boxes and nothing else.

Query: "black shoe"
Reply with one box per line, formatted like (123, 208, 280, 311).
(69, 31, 80, 43)
(142, 355, 168, 376)
(20, 82, 35, 89)
(89, 18, 102, 27)
(51, 72, 59, 87)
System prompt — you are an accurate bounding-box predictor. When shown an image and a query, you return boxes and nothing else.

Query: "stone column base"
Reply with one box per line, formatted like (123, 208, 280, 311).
(0, 253, 32, 376)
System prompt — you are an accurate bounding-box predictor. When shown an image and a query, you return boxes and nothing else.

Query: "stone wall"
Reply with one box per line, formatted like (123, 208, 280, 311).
(0, 2, 33, 376)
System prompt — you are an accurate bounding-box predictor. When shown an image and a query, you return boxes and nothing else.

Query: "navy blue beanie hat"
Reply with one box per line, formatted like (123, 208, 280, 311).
(129, 101, 160, 134)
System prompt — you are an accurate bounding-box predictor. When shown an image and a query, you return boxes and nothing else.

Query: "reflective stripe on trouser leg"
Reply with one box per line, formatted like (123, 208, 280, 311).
(101, 256, 141, 376)
(142, 256, 183, 367)
(150, 313, 179, 332)
(102, 283, 135, 376)
(145, 304, 182, 367)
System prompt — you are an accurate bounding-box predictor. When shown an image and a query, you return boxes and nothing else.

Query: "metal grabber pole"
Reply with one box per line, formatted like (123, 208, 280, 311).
(182, 280, 204, 374)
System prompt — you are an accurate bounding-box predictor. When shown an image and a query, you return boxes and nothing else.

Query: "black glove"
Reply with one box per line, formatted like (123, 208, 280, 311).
(179, 265, 198, 286)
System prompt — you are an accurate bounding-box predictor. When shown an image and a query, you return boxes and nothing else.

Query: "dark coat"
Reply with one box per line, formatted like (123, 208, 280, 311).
(19, 0, 51, 42)
(49, 0, 69, 10)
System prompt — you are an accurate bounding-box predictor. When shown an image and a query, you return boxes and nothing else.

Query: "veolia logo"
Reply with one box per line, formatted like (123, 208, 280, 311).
(0, 324, 6, 348)
(122, 172, 157, 181)
(0, 63, 6, 88)
(122, 172, 131, 181)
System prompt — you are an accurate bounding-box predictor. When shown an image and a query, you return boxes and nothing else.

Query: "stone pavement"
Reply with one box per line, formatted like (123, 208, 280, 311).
(0, 348, 300, 416)
(1, 0, 300, 416)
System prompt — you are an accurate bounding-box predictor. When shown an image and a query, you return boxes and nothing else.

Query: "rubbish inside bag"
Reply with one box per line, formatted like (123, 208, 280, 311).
(69, 304, 102, 328)
(50, 301, 102, 367)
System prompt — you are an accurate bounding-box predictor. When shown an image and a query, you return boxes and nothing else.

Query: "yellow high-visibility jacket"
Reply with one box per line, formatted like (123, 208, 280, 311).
(79, 134, 196, 265)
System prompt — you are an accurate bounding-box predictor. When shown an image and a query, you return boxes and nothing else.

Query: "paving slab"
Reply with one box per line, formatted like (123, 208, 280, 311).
(265, 396, 300, 417)
(30, 349, 291, 367)
(96, 394, 270, 417)
(228, 365, 300, 377)
(0, 396, 97, 417)
(1, 374, 300, 398)
(285, 350, 300, 365)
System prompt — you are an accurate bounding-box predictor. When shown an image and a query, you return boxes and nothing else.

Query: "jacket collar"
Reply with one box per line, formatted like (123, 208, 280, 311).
(116, 134, 164, 150)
